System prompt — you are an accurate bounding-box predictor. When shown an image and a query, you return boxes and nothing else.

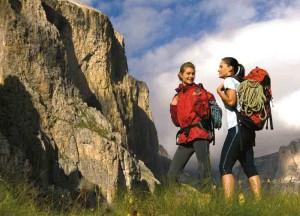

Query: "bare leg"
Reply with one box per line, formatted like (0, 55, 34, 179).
(248, 175, 262, 201)
(222, 174, 235, 200)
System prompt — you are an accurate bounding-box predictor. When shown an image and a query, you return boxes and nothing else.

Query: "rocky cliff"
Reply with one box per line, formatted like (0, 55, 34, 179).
(276, 139, 300, 183)
(0, 0, 167, 203)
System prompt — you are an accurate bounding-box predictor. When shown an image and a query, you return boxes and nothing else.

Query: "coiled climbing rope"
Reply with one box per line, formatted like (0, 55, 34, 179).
(238, 80, 267, 120)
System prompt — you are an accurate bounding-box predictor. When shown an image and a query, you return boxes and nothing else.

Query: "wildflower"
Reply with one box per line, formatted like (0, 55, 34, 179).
(129, 196, 134, 205)
(238, 192, 245, 205)
(212, 184, 217, 190)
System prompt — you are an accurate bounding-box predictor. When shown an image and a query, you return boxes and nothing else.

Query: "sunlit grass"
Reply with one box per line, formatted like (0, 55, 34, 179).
(0, 176, 300, 216)
(110, 184, 300, 216)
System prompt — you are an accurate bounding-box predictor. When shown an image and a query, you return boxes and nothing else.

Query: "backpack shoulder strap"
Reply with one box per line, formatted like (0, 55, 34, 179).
(196, 83, 204, 89)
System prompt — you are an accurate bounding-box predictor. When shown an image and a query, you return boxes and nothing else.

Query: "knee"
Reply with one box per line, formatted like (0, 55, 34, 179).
(242, 161, 258, 178)
(219, 162, 233, 176)
(244, 166, 258, 178)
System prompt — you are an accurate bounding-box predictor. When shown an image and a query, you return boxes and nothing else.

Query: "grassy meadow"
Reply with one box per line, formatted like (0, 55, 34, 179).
(1, 176, 300, 216)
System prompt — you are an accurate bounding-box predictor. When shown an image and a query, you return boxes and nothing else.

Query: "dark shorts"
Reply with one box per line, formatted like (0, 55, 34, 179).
(219, 126, 258, 178)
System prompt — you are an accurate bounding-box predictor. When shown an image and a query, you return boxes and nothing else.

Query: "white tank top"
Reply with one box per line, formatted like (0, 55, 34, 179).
(223, 77, 241, 129)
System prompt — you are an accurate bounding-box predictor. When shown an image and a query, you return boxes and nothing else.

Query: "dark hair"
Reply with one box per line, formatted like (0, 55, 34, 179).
(178, 62, 195, 81)
(222, 57, 245, 78)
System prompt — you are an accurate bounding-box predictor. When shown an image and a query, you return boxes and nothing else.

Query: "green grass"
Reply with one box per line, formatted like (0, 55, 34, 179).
(0, 178, 51, 216)
(109, 184, 300, 216)
(1, 177, 300, 216)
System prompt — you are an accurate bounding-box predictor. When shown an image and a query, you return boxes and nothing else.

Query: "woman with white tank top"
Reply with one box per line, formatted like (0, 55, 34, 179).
(216, 57, 262, 201)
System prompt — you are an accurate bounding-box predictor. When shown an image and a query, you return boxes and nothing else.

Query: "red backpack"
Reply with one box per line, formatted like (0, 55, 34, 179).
(235, 67, 273, 131)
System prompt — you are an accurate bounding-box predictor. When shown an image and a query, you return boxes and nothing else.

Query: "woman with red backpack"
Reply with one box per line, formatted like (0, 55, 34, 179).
(217, 57, 262, 201)
(167, 62, 216, 187)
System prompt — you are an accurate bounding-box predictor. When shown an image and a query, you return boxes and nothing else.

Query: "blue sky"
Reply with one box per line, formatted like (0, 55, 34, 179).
(77, 0, 300, 164)
(82, 0, 296, 59)
(96, 0, 217, 58)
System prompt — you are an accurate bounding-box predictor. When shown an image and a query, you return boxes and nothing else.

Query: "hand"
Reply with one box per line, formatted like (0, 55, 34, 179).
(217, 83, 225, 93)
(171, 95, 178, 105)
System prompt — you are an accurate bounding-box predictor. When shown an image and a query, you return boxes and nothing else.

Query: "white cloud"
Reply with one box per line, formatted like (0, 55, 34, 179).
(265, 0, 300, 19)
(274, 90, 300, 129)
(130, 37, 195, 77)
(123, 0, 173, 7)
(78, 0, 92, 3)
(112, 6, 172, 53)
(98, 0, 177, 55)
(197, 0, 257, 28)
(73, 0, 94, 6)
(197, 0, 300, 28)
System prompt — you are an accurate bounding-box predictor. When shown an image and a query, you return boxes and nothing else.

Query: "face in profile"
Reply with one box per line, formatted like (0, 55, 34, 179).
(218, 60, 233, 78)
(180, 67, 195, 85)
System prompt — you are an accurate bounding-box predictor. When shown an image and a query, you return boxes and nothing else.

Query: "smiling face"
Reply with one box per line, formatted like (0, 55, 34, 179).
(179, 66, 195, 85)
(218, 60, 234, 79)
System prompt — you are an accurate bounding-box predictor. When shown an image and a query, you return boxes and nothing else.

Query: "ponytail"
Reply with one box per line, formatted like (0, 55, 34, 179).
(235, 64, 245, 79)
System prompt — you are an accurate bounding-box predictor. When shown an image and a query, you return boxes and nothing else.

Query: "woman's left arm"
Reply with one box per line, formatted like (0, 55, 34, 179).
(217, 83, 237, 107)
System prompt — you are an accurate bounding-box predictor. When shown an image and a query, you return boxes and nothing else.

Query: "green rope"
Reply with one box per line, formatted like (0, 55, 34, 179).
(238, 80, 267, 120)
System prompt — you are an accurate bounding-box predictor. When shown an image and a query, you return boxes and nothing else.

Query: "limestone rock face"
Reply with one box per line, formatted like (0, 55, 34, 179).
(276, 139, 300, 183)
(40, 0, 162, 173)
(0, 0, 165, 203)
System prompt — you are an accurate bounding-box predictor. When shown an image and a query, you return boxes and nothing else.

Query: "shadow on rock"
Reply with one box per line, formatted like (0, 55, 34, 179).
(0, 75, 100, 209)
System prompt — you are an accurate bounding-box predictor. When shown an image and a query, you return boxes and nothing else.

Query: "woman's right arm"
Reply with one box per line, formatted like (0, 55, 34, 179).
(217, 83, 237, 107)
(170, 95, 180, 126)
